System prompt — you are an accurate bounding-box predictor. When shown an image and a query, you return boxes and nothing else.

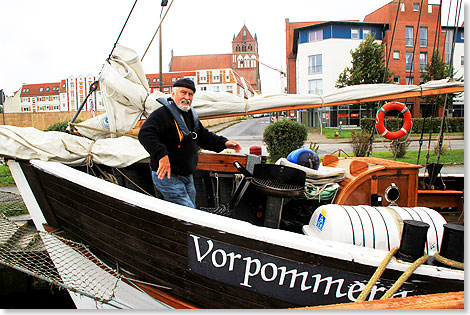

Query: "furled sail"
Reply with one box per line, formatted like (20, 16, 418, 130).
(74, 45, 463, 140)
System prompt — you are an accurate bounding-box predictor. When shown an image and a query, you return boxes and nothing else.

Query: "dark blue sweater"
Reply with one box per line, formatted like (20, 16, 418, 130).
(138, 99, 228, 175)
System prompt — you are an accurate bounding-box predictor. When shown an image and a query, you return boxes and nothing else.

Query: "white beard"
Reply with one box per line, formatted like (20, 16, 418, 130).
(176, 104, 190, 112)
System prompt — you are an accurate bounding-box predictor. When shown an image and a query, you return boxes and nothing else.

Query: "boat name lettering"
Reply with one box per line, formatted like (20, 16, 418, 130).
(188, 234, 414, 305)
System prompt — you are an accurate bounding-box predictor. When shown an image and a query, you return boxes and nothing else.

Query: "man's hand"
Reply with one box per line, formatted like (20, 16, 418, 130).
(157, 155, 171, 179)
(225, 140, 242, 153)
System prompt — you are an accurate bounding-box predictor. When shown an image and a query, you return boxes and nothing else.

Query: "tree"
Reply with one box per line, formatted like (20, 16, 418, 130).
(336, 33, 394, 117)
(420, 50, 457, 117)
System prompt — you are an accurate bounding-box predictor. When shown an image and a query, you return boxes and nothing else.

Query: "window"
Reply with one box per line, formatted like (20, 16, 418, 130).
(428, 4, 432, 13)
(39, 87, 44, 92)
(406, 76, 414, 85)
(393, 50, 400, 59)
(46, 87, 49, 92)
(461, 56, 464, 66)
(251, 56, 256, 68)
(308, 79, 323, 95)
(406, 51, 414, 71)
(213, 86, 220, 92)
(213, 75, 220, 82)
(351, 28, 359, 39)
(237, 56, 244, 68)
(401, 3, 405, 11)
(363, 29, 371, 38)
(308, 54, 322, 74)
(308, 29, 323, 42)
(413, 2, 419, 11)
(420, 27, 428, 47)
(394, 75, 400, 84)
(444, 29, 454, 63)
(200, 86, 207, 91)
(406, 26, 414, 46)
(420, 52, 427, 72)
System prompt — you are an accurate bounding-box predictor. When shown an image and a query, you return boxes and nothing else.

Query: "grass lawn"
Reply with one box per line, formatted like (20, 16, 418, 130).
(311, 128, 357, 139)
(0, 164, 15, 186)
(368, 149, 464, 166)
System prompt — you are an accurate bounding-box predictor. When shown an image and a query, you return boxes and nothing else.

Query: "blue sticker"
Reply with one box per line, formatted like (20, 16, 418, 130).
(315, 210, 326, 231)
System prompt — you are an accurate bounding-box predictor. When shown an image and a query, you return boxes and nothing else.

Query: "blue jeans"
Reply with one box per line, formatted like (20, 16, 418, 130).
(151, 171, 196, 208)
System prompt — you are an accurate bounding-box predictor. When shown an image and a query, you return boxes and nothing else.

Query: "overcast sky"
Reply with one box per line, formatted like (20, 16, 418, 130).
(0, 0, 463, 96)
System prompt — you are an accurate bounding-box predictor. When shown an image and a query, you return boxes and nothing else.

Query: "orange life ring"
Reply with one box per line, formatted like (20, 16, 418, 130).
(375, 101, 412, 140)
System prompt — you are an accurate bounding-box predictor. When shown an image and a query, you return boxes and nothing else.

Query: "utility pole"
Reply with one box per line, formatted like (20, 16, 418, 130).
(159, 0, 168, 92)
(255, 58, 288, 121)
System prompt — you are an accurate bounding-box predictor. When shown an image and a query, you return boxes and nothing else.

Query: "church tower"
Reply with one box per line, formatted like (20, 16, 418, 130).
(232, 25, 261, 93)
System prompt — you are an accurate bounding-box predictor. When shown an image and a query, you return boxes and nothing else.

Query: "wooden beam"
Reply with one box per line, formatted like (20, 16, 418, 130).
(300, 291, 464, 309)
(417, 190, 463, 208)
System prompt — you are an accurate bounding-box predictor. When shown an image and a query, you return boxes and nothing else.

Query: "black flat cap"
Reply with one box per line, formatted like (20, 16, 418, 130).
(173, 78, 196, 93)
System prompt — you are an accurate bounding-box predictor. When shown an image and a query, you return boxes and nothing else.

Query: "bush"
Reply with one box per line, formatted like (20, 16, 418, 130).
(350, 130, 371, 157)
(434, 142, 448, 156)
(45, 119, 82, 132)
(263, 119, 308, 163)
(390, 139, 411, 158)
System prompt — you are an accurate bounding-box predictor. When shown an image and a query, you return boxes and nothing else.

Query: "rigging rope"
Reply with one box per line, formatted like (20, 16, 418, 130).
(436, 0, 462, 164)
(108, 0, 139, 61)
(141, 0, 176, 62)
(366, 0, 402, 157)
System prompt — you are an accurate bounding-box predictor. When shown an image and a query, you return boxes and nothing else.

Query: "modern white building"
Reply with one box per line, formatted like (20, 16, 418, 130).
(443, 25, 464, 117)
(292, 21, 387, 127)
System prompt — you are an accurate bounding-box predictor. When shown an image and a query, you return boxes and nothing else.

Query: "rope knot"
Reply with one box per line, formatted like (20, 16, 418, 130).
(86, 140, 96, 168)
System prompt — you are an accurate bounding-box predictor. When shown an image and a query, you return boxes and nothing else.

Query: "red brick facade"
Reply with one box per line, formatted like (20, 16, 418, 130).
(364, 0, 446, 117)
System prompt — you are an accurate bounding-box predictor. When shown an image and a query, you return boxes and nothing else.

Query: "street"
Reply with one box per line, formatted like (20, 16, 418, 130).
(215, 117, 464, 175)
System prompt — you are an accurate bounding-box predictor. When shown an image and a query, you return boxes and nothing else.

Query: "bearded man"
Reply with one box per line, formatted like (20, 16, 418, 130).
(138, 78, 241, 208)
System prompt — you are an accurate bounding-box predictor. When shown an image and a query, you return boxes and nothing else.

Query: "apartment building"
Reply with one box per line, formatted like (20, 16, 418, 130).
(286, 0, 464, 127)
(146, 69, 256, 98)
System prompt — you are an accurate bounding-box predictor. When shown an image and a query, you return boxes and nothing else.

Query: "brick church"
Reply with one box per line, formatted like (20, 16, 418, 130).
(169, 25, 262, 93)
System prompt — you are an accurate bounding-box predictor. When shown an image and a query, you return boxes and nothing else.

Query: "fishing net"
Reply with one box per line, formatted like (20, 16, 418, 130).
(0, 190, 122, 305)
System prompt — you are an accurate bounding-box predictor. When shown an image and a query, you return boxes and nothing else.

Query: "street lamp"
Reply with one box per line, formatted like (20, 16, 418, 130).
(0, 89, 5, 125)
(159, 0, 168, 92)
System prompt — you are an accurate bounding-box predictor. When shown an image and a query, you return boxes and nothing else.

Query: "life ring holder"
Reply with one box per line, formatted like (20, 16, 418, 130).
(375, 101, 412, 140)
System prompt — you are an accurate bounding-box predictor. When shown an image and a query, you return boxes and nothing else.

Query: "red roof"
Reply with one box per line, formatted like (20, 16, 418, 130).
(20, 82, 61, 97)
(146, 71, 196, 87)
(233, 25, 255, 43)
(170, 54, 232, 72)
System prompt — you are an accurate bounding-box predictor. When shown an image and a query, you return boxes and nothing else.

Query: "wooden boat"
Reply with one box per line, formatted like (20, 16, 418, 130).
(0, 45, 464, 309)
(2, 148, 463, 308)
